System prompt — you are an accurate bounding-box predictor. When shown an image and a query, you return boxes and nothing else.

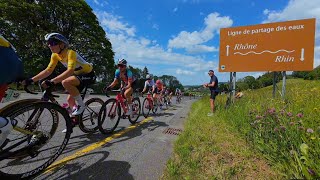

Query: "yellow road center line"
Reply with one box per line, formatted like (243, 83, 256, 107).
(44, 117, 153, 173)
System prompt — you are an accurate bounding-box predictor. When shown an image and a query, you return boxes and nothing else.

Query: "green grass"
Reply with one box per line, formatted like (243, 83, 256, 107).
(163, 79, 320, 179)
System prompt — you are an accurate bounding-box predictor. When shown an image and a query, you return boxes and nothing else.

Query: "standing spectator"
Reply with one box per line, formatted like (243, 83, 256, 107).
(203, 70, 219, 116)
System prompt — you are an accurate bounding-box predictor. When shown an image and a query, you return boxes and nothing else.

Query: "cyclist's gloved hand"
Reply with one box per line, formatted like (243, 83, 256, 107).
(103, 86, 111, 92)
(24, 78, 34, 86)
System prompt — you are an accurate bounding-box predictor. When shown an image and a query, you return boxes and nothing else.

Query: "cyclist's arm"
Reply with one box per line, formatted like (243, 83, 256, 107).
(32, 54, 58, 82)
(109, 78, 118, 88)
(124, 70, 133, 90)
(142, 81, 148, 93)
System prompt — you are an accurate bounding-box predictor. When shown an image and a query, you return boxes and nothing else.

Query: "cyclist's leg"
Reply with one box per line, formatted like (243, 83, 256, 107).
(67, 94, 76, 111)
(124, 87, 133, 104)
(67, 71, 95, 115)
(62, 76, 83, 115)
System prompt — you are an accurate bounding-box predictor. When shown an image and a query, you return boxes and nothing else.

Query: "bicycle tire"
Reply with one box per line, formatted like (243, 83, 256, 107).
(152, 100, 158, 114)
(98, 99, 121, 134)
(0, 101, 72, 179)
(142, 98, 151, 118)
(78, 98, 104, 133)
(128, 97, 141, 124)
(0, 99, 40, 114)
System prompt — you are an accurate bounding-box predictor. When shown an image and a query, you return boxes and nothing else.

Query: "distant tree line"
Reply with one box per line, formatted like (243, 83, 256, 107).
(219, 66, 320, 92)
(292, 66, 320, 80)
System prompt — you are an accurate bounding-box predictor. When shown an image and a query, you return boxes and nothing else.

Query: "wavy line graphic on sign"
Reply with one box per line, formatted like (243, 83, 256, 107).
(234, 49, 295, 55)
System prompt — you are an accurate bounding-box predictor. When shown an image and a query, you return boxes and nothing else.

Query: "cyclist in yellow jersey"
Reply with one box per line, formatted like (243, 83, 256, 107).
(23, 33, 95, 116)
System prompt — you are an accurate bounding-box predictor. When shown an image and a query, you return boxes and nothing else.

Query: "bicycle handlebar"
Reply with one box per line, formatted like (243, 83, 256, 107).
(23, 85, 38, 95)
(24, 83, 59, 98)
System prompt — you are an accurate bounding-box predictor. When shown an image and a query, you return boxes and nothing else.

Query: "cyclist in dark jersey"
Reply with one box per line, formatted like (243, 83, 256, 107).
(0, 35, 23, 146)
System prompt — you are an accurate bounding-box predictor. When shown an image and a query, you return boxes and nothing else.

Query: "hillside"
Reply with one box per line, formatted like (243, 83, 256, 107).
(163, 79, 319, 179)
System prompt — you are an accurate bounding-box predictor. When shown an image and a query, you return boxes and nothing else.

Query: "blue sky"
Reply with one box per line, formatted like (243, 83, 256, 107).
(85, 0, 320, 85)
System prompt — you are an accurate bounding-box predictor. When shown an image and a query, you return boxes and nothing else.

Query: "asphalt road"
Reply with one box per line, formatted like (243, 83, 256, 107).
(1, 92, 197, 180)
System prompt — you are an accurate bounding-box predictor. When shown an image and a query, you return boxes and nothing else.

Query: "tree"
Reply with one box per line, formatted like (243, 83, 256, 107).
(142, 66, 149, 79)
(158, 75, 183, 90)
(0, 0, 114, 81)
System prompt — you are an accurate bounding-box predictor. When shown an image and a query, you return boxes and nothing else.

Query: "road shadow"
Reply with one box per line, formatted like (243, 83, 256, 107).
(102, 119, 169, 148)
(36, 151, 134, 180)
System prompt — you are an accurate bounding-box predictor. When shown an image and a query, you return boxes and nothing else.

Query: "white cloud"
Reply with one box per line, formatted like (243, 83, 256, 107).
(168, 12, 232, 53)
(173, 7, 178, 12)
(93, 10, 234, 85)
(152, 24, 159, 30)
(93, 0, 108, 7)
(96, 11, 136, 36)
(315, 46, 320, 67)
(262, 0, 320, 68)
(176, 69, 195, 75)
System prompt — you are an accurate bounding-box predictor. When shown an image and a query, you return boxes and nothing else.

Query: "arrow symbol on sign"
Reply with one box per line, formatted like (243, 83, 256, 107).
(300, 48, 304, 61)
(226, 45, 230, 56)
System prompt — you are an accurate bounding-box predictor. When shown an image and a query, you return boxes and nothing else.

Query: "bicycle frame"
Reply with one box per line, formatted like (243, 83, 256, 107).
(145, 93, 154, 109)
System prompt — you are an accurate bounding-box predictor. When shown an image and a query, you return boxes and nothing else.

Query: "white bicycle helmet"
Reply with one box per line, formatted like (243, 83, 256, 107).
(146, 74, 152, 79)
(117, 59, 127, 66)
(44, 33, 69, 46)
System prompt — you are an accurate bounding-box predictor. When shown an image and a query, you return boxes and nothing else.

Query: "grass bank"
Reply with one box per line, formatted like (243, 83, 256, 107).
(163, 79, 319, 179)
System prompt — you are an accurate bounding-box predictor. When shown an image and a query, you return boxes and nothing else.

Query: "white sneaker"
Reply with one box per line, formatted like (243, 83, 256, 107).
(72, 105, 86, 116)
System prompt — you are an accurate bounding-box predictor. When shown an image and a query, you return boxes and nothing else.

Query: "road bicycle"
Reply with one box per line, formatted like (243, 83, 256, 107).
(98, 89, 141, 134)
(163, 94, 171, 109)
(176, 94, 182, 104)
(0, 91, 72, 179)
(141, 91, 157, 118)
(25, 82, 104, 134)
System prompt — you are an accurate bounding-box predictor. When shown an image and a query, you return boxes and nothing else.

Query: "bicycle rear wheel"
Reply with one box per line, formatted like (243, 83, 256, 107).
(142, 98, 151, 118)
(98, 99, 121, 134)
(79, 98, 104, 133)
(128, 97, 141, 124)
(0, 101, 72, 179)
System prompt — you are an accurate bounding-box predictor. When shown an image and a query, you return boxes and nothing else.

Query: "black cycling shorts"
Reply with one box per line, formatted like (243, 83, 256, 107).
(76, 71, 96, 92)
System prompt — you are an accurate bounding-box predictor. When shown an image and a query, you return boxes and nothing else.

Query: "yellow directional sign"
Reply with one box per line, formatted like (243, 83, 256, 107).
(219, 18, 316, 72)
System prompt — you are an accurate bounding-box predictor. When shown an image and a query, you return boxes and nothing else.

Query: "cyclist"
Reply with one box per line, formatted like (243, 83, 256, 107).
(23, 33, 95, 116)
(175, 87, 181, 97)
(167, 88, 173, 104)
(154, 79, 164, 108)
(0, 34, 24, 146)
(105, 59, 136, 115)
(141, 74, 155, 95)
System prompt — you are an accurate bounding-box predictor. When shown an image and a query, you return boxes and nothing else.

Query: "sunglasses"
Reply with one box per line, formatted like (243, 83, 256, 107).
(118, 64, 125, 68)
(47, 39, 60, 46)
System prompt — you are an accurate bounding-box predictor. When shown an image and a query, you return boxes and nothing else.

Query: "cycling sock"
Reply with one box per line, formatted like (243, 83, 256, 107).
(74, 95, 85, 107)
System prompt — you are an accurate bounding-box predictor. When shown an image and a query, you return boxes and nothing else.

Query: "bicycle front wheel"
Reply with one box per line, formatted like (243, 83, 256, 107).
(128, 97, 141, 124)
(0, 101, 72, 179)
(142, 98, 151, 118)
(98, 99, 120, 134)
(79, 98, 104, 133)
